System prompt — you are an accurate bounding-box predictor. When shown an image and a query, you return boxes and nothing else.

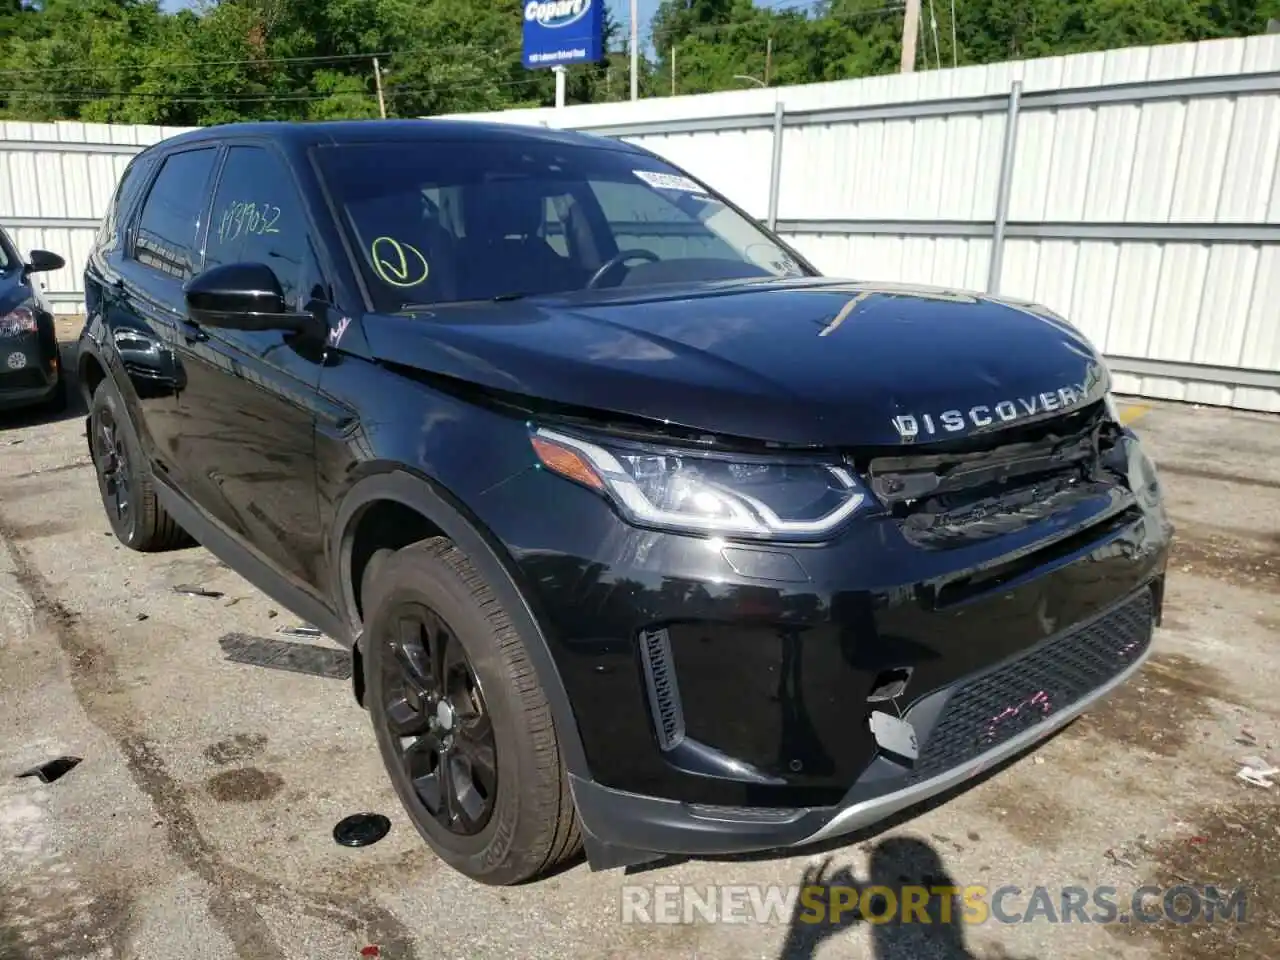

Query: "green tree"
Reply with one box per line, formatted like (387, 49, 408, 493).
(2, 0, 1278, 124)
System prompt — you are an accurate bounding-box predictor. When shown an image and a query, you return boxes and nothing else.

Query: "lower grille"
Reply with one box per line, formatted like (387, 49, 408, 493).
(907, 590, 1154, 782)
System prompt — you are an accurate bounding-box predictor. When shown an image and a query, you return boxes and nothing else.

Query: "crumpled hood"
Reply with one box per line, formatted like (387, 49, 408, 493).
(363, 278, 1110, 448)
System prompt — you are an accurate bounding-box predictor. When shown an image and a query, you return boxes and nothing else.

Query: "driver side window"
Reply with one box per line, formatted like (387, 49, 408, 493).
(205, 146, 307, 311)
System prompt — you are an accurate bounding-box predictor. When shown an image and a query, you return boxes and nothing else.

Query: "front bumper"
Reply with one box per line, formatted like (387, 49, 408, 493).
(474, 426, 1170, 864)
(569, 585, 1155, 864)
(0, 333, 59, 409)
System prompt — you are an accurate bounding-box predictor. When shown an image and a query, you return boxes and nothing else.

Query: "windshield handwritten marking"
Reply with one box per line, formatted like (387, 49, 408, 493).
(370, 236, 430, 288)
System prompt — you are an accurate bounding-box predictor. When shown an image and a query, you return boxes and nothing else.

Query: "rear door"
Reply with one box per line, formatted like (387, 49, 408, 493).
(113, 146, 221, 474)
(167, 142, 330, 599)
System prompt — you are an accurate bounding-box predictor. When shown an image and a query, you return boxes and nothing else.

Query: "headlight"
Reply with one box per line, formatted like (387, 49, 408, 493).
(1103, 391, 1122, 425)
(530, 427, 867, 540)
(0, 303, 37, 338)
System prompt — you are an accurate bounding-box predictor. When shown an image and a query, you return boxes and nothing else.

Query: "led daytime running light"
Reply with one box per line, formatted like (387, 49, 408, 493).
(533, 427, 866, 539)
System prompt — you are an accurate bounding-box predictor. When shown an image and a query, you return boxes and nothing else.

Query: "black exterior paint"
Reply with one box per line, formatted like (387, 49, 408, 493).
(0, 226, 64, 411)
(78, 120, 1172, 867)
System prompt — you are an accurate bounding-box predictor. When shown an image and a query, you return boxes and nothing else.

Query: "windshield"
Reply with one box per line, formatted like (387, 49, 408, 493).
(0, 231, 12, 272)
(313, 139, 810, 310)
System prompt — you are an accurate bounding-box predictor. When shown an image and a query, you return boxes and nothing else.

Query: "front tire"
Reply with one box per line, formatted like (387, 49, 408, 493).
(89, 378, 189, 552)
(362, 537, 581, 885)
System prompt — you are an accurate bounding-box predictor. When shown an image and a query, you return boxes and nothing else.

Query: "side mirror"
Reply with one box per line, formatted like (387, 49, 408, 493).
(184, 262, 316, 334)
(26, 249, 65, 274)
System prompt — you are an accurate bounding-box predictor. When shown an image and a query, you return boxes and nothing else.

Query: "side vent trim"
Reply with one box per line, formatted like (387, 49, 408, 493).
(639, 627, 685, 752)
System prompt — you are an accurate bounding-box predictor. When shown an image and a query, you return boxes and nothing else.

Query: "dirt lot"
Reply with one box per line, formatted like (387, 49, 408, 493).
(1, 336, 1277, 960)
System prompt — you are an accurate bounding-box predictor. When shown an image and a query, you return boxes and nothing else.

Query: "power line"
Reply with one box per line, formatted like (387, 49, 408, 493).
(0, 50, 396, 78)
(646, 3, 906, 45)
(0, 39, 548, 79)
(0, 6, 906, 78)
(0, 3, 910, 110)
(0, 75, 550, 107)
(0, 4, 908, 83)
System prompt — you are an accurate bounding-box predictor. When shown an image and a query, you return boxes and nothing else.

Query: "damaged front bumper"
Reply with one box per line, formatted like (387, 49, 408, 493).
(471, 402, 1171, 869)
(572, 583, 1159, 868)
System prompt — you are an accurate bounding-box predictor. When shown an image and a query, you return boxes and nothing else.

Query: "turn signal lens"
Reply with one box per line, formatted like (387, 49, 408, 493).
(531, 435, 605, 491)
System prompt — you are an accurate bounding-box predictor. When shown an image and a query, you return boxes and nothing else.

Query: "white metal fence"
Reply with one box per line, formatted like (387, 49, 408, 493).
(0, 120, 195, 312)
(2, 37, 1278, 411)
(447, 35, 1280, 413)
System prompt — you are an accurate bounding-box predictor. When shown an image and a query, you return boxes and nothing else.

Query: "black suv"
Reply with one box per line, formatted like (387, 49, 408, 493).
(0, 225, 67, 413)
(80, 120, 1171, 885)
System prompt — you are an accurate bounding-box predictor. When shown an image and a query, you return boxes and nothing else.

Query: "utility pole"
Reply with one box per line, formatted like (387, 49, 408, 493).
(950, 0, 958, 68)
(373, 57, 387, 118)
(900, 0, 920, 73)
(630, 0, 639, 100)
(765, 36, 773, 86)
(553, 65, 567, 108)
(671, 45, 676, 96)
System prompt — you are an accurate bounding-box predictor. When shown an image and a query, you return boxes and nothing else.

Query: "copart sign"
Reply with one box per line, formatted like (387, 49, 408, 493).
(522, 0, 603, 68)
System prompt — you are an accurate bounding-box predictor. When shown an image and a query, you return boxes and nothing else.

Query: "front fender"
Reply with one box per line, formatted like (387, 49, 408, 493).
(329, 468, 591, 781)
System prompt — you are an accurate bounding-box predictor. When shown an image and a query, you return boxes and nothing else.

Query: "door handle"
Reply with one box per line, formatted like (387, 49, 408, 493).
(181, 319, 208, 343)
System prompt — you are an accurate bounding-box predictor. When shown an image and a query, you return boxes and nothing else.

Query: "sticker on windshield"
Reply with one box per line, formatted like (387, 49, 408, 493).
(370, 236, 430, 288)
(633, 170, 708, 194)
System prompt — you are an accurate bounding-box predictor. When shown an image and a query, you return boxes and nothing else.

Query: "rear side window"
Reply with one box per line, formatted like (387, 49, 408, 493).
(97, 154, 156, 253)
(205, 146, 308, 309)
(132, 147, 218, 280)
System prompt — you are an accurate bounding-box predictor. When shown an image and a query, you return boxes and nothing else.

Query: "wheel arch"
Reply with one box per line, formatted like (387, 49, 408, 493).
(331, 468, 591, 779)
(77, 342, 108, 409)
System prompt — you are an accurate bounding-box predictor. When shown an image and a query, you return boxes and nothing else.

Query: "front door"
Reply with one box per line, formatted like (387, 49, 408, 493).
(169, 143, 330, 600)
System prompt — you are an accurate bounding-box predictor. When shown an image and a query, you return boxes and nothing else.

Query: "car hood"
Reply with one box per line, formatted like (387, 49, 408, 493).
(363, 278, 1111, 448)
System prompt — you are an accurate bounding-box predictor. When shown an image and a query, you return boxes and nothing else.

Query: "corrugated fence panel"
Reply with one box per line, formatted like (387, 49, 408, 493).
(785, 233, 992, 292)
(624, 127, 775, 218)
(0, 121, 195, 307)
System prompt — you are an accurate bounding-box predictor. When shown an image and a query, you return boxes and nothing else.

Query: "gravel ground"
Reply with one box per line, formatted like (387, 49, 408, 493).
(1, 337, 1277, 960)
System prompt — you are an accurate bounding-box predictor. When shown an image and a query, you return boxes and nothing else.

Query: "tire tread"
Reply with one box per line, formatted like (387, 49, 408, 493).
(368, 536, 581, 883)
(91, 380, 190, 553)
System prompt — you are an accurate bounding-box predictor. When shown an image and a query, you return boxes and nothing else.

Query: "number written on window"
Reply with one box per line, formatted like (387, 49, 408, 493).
(217, 201, 283, 244)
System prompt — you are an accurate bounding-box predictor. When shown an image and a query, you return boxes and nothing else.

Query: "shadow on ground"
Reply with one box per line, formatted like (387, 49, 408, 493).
(621, 730, 1073, 958)
(776, 837, 1039, 960)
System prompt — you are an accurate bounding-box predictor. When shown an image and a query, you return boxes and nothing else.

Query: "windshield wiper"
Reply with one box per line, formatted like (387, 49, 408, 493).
(399, 292, 531, 311)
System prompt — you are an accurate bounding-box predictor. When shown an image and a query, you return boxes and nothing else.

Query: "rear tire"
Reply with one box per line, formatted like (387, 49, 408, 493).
(89, 378, 189, 552)
(362, 537, 581, 885)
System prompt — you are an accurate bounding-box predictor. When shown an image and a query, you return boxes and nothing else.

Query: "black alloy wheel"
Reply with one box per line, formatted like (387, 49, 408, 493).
(378, 602, 498, 836)
(92, 404, 131, 527)
(361, 537, 582, 885)
(88, 379, 190, 552)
